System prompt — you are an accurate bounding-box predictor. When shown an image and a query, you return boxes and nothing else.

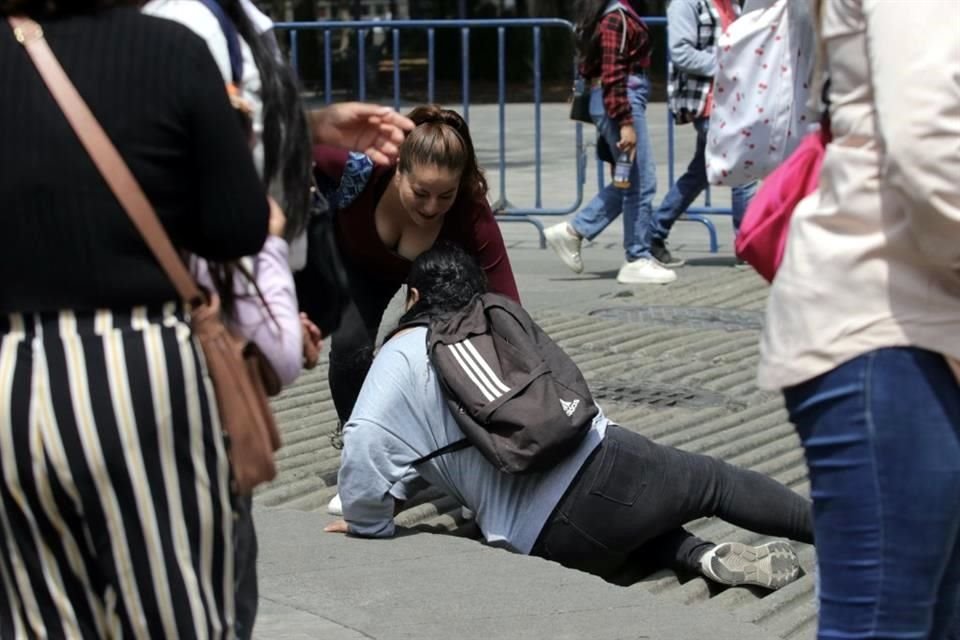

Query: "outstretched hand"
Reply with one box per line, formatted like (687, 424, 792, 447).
(309, 102, 416, 165)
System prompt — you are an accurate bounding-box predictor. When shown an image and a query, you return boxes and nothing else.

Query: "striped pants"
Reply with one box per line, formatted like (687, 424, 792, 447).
(0, 307, 236, 639)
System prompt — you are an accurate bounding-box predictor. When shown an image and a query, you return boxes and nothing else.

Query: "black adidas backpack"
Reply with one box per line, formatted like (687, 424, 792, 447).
(406, 293, 598, 474)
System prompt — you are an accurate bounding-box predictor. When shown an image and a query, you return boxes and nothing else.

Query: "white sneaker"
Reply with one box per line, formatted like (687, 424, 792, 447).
(326, 493, 343, 516)
(544, 223, 584, 274)
(616, 258, 677, 284)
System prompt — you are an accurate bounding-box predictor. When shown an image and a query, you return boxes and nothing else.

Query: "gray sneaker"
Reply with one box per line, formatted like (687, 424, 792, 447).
(544, 223, 584, 274)
(701, 541, 801, 590)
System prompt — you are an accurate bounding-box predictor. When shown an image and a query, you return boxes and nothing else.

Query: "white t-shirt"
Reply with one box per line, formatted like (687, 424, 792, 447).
(143, 0, 265, 177)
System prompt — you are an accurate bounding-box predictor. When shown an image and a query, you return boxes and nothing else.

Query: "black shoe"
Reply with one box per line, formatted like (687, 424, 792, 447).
(651, 240, 686, 268)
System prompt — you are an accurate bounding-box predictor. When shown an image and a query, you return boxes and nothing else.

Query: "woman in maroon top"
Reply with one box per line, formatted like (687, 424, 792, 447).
(314, 105, 519, 423)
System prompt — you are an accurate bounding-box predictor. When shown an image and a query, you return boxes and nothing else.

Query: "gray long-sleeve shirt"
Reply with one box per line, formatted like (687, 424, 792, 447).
(338, 328, 607, 554)
(667, 0, 718, 78)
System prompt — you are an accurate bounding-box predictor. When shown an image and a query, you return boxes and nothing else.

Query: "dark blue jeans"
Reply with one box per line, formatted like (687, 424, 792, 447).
(650, 116, 757, 240)
(785, 348, 960, 639)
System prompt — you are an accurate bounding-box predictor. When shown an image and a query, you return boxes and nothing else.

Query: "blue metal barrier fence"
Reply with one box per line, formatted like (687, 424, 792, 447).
(275, 17, 728, 252)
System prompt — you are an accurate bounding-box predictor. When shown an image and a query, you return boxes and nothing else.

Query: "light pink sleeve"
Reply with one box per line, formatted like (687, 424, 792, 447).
(193, 236, 303, 387)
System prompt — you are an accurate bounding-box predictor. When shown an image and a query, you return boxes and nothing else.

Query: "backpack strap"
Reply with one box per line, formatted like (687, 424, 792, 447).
(197, 0, 244, 87)
(382, 318, 429, 344)
(411, 439, 470, 466)
(603, 1, 644, 54)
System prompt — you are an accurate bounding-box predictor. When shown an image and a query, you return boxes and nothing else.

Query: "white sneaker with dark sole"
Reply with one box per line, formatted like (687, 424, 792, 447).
(701, 541, 801, 590)
(544, 223, 584, 274)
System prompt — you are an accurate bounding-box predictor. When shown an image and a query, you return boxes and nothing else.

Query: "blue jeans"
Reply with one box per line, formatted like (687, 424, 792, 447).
(650, 117, 758, 241)
(784, 348, 960, 640)
(571, 74, 657, 261)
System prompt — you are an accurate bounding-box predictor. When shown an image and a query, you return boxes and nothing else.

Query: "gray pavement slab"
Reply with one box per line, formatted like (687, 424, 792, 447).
(253, 507, 777, 640)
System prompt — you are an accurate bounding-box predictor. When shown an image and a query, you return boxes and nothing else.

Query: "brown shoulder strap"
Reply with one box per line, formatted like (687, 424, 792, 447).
(9, 16, 203, 304)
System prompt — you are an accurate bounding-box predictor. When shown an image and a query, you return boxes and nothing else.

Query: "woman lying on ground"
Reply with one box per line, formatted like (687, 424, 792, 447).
(327, 244, 814, 592)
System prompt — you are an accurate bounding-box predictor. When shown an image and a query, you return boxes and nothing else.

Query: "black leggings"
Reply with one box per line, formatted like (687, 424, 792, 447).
(531, 425, 814, 580)
(328, 262, 398, 423)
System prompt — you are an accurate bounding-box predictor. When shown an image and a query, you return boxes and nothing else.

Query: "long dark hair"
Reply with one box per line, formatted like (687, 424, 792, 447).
(218, 0, 311, 241)
(401, 105, 488, 203)
(399, 243, 488, 325)
(574, 0, 648, 68)
(0, 0, 138, 15)
(210, 0, 313, 319)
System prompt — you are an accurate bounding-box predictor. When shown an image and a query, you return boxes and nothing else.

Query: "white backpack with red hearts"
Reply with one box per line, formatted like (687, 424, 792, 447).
(705, 0, 817, 187)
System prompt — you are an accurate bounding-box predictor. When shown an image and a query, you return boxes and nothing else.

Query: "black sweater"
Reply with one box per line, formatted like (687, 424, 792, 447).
(0, 8, 269, 314)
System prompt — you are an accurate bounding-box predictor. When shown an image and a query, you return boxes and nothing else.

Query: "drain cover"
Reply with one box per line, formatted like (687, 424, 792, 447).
(590, 306, 764, 332)
(590, 382, 732, 410)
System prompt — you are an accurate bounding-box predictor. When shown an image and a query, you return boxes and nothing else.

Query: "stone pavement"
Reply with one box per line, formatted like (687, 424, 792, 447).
(251, 103, 817, 639)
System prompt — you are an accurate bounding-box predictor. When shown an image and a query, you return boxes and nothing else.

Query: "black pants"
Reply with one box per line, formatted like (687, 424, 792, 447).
(531, 425, 814, 580)
(328, 262, 398, 423)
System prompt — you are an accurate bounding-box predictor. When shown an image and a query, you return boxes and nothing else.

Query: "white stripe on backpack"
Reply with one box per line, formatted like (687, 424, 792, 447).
(446, 339, 511, 403)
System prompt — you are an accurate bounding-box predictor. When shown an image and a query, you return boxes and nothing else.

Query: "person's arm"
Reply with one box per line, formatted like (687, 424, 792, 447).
(337, 419, 407, 538)
(313, 144, 350, 195)
(862, 0, 960, 270)
(336, 347, 423, 538)
(597, 11, 633, 126)
(190, 210, 302, 386)
(308, 102, 415, 166)
(667, 0, 718, 78)
(469, 200, 520, 303)
(243, 235, 303, 386)
(180, 37, 268, 260)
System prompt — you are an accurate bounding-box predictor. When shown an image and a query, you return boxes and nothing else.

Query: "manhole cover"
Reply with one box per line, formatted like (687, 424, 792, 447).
(590, 306, 763, 332)
(590, 382, 732, 410)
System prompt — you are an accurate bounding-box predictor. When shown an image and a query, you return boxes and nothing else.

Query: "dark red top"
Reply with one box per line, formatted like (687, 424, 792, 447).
(314, 146, 520, 302)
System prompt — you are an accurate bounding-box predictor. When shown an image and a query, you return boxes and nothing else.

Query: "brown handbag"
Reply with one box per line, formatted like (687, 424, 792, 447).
(10, 16, 281, 494)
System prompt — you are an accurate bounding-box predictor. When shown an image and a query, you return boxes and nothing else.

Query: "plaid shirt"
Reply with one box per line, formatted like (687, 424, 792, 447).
(666, 0, 728, 125)
(580, 7, 651, 126)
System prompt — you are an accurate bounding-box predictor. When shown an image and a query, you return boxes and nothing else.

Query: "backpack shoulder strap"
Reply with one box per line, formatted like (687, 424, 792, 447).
(383, 318, 430, 344)
(602, 2, 643, 55)
(411, 438, 470, 466)
(197, 0, 244, 87)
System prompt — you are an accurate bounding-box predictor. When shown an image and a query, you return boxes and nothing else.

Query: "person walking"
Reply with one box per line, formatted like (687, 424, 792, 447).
(544, 0, 675, 284)
(0, 1, 271, 636)
(649, 0, 757, 267)
(758, 1, 960, 637)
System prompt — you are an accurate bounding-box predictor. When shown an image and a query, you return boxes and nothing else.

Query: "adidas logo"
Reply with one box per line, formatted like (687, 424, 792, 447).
(559, 398, 579, 417)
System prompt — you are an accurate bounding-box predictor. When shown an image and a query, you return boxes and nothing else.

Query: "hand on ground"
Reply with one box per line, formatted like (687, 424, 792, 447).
(324, 519, 349, 534)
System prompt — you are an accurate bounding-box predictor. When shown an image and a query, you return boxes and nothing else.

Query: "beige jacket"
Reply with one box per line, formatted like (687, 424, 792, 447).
(758, 0, 960, 390)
